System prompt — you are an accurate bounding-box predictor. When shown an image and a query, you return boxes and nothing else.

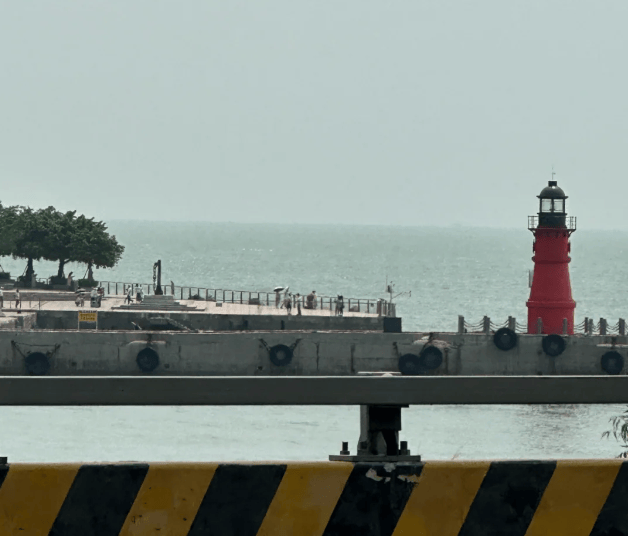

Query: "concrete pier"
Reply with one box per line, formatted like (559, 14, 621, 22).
(1, 291, 627, 377)
(0, 290, 390, 332)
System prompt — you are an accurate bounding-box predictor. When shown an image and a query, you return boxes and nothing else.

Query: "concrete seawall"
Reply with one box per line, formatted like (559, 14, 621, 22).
(437, 332, 628, 375)
(0, 330, 421, 375)
(34, 309, 388, 332)
(1, 327, 627, 376)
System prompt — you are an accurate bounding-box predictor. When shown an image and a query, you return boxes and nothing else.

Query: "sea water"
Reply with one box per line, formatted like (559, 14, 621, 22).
(0, 222, 626, 461)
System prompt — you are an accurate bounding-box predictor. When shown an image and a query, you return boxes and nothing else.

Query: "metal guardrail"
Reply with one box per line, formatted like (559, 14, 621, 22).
(460, 315, 628, 336)
(97, 281, 390, 315)
(0, 376, 627, 405)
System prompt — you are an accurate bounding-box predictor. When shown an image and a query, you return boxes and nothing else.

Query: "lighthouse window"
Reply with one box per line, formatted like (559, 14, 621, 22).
(554, 199, 564, 212)
(541, 198, 552, 212)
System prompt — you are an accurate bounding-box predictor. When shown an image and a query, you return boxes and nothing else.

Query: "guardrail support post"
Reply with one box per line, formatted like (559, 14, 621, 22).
(562, 318, 568, 334)
(458, 315, 465, 334)
(537, 317, 543, 334)
(589, 318, 595, 334)
(600, 318, 607, 335)
(330, 402, 420, 462)
(359, 405, 401, 456)
(483, 316, 491, 335)
(508, 316, 516, 331)
(620, 318, 626, 336)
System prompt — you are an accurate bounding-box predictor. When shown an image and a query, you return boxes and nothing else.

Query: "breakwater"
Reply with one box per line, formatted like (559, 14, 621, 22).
(0, 325, 626, 376)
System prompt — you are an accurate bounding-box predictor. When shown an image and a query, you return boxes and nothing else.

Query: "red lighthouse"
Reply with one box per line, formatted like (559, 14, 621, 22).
(527, 180, 577, 334)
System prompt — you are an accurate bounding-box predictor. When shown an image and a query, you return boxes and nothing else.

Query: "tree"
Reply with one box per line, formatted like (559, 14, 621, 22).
(603, 409, 628, 458)
(44, 209, 78, 279)
(0, 203, 19, 260)
(10, 206, 55, 286)
(71, 216, 124, 281)
(0, 203, 124, 285)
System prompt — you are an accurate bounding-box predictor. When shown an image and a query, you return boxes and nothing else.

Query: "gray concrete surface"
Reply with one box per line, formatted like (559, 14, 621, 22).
(0, 326, 626, 376)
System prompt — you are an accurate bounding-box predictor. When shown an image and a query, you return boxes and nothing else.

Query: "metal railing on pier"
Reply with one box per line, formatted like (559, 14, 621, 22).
(527, 215, 577, 231)
(97, 280, 391, 315)
(459, 315, 628, 336)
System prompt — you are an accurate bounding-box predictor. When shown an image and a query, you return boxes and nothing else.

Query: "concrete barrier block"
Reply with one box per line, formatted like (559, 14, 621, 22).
(0, 460, 626, 535)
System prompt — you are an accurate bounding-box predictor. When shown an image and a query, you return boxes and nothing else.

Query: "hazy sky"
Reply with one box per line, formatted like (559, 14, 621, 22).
(1, 2, 626, 228)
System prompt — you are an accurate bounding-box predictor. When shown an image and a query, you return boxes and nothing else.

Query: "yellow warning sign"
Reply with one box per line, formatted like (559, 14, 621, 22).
(78, 311, 98, 323)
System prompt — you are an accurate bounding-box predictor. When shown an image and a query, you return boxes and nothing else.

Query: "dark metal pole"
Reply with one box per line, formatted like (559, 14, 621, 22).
(154, 260, 163, 295)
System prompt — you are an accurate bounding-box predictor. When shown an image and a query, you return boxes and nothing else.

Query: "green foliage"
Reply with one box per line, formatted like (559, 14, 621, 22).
(602, 409, 628, 458)
(45, 209, 78, 278)
(0, 202, 124, 282)
(11, 206, 52, 263)
(49, 275, 68, 286)
(78, 278, 99, 288)
(0, 203, 20, 258)
(0, 272, 10, 280)
(71, 215, 125, 280)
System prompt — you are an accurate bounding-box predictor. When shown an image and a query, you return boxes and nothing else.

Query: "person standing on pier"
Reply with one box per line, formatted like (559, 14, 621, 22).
(0, 287, 3, 309)
(335, 295, 344, 316)
(282, 293, 292, 315)
(15, 288, 20, 309)
(295, 293, 302, 316)
(306, 290, 316, 309)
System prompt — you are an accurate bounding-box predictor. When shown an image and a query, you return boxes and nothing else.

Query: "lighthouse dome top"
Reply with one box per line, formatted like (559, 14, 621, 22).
(538, 180, 567, 200)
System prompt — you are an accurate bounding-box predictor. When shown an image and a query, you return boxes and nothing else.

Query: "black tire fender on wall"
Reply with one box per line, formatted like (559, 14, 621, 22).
(542, 334, 566, 357)
(137, 347, 160, 373)
(420, 345, 443, 370)
(601, 351, 624, 375)
(269, 344, 293, 366)
(493, 328, 517, 351)
(25, 352, 50, 376)
(398, 353, 422, 375)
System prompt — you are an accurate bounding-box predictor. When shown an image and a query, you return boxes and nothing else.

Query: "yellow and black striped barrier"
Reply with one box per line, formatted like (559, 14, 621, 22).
(0, 460, 626, 535)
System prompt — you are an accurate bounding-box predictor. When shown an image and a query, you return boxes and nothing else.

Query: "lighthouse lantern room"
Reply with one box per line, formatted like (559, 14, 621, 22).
(526, 180, 577, 335)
